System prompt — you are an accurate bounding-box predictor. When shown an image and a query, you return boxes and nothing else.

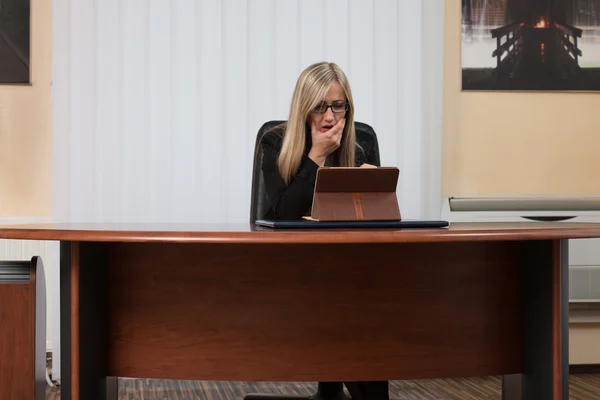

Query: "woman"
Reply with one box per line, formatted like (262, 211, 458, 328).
(260, 61, 379, 221)
(259, 61, 389, 400)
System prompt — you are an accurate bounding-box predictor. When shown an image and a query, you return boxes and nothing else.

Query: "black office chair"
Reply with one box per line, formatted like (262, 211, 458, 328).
(246, 120, 380, 400)
(249, 120, 285, 225)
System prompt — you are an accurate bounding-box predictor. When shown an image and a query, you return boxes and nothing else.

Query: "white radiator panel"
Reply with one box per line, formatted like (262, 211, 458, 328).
(570, 239, 600, 303)
(569, 238, 600, 266)
(570, 266, 600, 302)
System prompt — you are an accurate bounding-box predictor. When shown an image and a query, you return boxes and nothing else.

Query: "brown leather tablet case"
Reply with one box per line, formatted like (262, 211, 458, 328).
(307, 167, 401, 221)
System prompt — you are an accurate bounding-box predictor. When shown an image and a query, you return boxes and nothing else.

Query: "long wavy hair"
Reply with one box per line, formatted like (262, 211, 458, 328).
(277, 62, 356, 185)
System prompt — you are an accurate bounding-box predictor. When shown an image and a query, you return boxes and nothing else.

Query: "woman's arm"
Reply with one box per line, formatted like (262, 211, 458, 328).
(260, 135, 319, 220)
(358, 129, 381, 168)
(366, 131, 381, 167)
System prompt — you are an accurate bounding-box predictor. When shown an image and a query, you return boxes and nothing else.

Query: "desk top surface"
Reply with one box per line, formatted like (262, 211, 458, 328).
(1, 222, 600, 243)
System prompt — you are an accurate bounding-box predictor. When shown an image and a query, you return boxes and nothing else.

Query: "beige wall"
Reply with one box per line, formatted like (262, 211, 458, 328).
(570, 323, 600, 364)
(442, 0, 600, 197)
(0, 0, 52, 216)
(443, 1, 600, 364)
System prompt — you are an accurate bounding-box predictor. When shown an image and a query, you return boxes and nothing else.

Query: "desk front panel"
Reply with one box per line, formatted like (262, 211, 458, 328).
(95, 241, 524, 382)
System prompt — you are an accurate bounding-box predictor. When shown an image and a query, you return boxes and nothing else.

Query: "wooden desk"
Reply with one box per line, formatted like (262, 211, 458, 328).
(2, 222, 600, 400)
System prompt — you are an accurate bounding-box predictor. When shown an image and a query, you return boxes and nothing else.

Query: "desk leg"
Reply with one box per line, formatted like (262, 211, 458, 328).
(502, 374, 522, 400)
(60, 241, 116, 400)
(515, 239, 569, 400)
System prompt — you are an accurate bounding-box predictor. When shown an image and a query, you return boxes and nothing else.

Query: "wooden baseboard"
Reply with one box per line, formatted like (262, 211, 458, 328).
(570, 364, 600, 374)
(569, 302, 600, 323)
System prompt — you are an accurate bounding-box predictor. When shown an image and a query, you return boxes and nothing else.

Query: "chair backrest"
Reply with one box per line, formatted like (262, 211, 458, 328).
(249, 120, 380, 223)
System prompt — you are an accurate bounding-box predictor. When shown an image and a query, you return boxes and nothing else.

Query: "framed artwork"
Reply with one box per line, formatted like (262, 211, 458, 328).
(0, 0, 30, 84)
(461, 0, 600, 91)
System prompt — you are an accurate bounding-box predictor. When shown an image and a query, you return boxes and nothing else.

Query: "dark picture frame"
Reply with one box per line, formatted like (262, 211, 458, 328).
(461, 0, 600, 91)
(0, 0, 30, 84)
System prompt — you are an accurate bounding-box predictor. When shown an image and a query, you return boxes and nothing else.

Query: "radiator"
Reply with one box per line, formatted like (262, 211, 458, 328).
(0, 216, 60, 379)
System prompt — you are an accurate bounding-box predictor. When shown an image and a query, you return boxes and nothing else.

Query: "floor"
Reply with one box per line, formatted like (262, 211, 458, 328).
(46, 375, 600, 399)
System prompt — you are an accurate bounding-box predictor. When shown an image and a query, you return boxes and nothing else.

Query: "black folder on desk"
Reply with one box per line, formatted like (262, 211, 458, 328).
(254, 219, 449, 229)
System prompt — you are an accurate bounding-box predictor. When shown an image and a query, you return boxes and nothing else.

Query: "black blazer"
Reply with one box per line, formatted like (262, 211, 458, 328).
(259, 123, 380, 220)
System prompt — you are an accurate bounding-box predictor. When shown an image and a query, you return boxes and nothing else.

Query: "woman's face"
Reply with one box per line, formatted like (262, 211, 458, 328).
(308, 81, 347, 133)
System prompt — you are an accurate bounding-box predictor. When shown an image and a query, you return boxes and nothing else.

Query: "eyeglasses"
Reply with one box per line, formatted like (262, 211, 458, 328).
(312, 102, 349, 114)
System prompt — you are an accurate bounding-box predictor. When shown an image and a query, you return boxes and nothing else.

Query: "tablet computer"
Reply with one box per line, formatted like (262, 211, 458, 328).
(307, 167, 401, 221)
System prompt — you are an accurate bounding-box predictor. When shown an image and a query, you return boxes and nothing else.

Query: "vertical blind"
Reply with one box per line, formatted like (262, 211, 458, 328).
(52, 0, 445, 224)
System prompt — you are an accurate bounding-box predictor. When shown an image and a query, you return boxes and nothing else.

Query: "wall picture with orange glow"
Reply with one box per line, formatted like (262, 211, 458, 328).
(461, 0, 600, 91)
(0, 0, 30, 84)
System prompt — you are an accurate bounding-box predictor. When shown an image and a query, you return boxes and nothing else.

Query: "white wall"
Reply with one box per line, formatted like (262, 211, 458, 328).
(51, 0, 446, 379)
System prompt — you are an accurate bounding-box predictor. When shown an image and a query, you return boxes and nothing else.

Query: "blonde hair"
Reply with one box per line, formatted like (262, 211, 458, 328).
(278, 61, 356, 184)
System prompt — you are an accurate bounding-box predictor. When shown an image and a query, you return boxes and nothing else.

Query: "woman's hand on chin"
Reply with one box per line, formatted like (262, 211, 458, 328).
(308, 118, 345, 166)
